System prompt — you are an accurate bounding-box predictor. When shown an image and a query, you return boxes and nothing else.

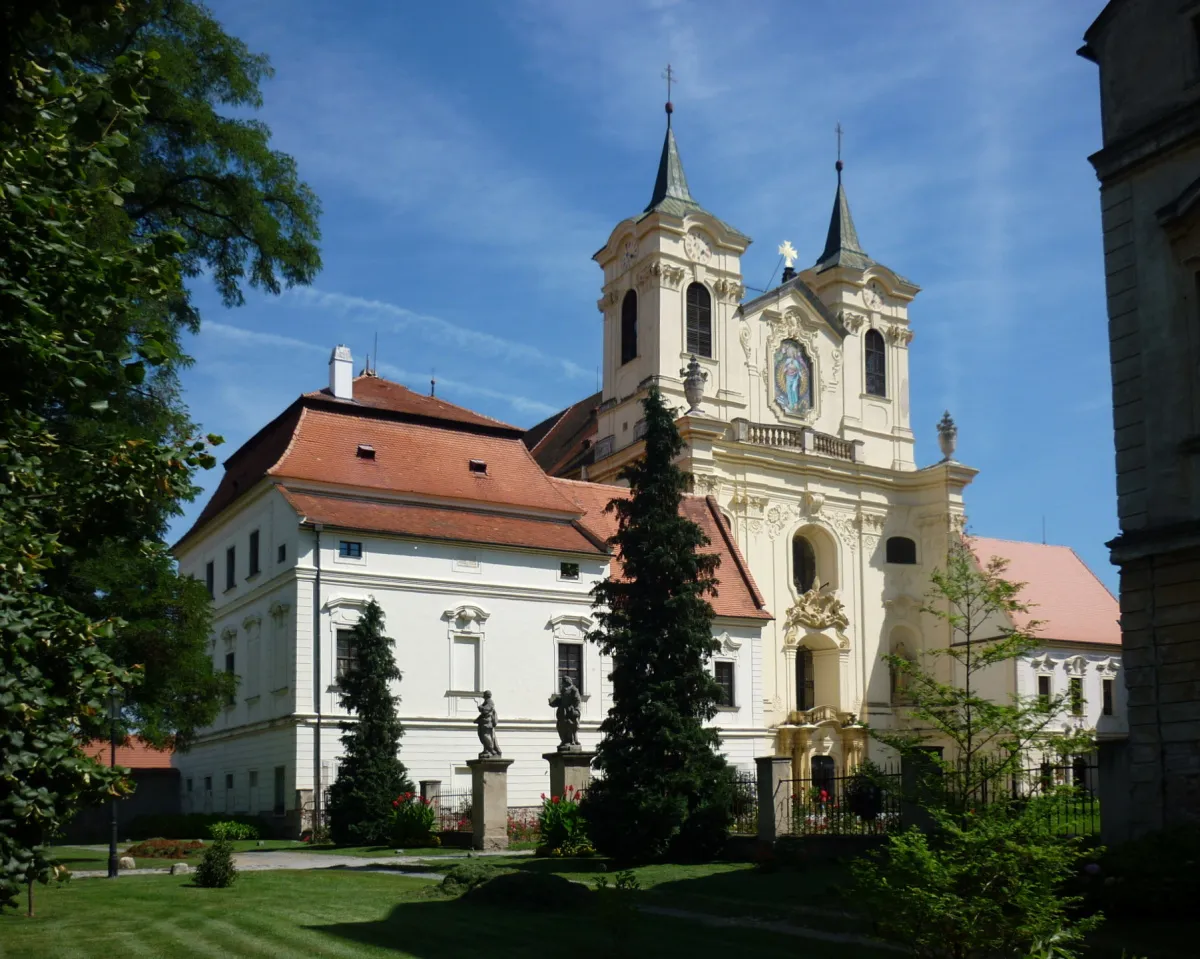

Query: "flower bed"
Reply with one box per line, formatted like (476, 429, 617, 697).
(123, 839, 206, 859)
(536, 785, 592, 856)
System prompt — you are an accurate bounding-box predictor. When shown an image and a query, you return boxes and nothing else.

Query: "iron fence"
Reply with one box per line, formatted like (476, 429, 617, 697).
(779, 766, 903, 836)
(507, 805, 541, 843)
(431, 789, 473, 833)
(728, 770, 758, 836)
(1011, 763, 1100, 838)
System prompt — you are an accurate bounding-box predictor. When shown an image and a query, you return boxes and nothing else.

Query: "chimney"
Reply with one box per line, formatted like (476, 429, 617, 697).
(329, 345, 353, 400)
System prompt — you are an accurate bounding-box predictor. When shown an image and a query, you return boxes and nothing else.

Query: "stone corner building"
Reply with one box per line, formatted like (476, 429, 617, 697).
(1080, 0, 1200, 839)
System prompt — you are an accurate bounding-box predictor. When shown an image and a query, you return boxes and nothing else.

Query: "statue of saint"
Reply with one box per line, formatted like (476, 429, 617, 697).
(549, 676, 582, 750)
(475, 690, 501, 759)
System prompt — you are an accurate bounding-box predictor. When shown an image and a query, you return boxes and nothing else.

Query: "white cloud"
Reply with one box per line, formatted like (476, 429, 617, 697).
(287, 287, 592, 382)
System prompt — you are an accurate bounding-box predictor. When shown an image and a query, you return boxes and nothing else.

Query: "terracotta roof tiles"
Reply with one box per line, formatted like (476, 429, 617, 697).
(970, 537, 1120, 646)
(82, 738, 173, 769)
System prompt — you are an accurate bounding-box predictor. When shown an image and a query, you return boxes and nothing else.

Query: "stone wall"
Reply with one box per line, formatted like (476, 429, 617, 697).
(1117, 545, 1200, 836)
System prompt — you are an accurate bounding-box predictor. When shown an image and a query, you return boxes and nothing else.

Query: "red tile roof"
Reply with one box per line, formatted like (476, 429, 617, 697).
(279, 487, 608, 556)
(970, 537, 1120, 646)
(177, 376, 575, 548)
(553, 477, 771, 621)
(524, 392, 601, 477)
(305, 375, 520, 432)
(83, 738, 174, 769)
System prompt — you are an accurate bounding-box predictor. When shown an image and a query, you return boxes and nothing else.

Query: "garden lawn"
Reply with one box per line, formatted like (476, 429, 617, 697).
(0, 868, 893, 959)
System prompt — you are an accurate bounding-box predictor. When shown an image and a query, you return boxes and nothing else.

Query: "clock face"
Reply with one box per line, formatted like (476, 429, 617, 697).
(683, 231, 712, 263)
(863, 281, 885, 311)
(620, 239, 638, 271)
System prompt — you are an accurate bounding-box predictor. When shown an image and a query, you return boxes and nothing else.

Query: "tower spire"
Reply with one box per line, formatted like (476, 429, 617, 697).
(644, 64, 702, 215)
(813, 123, 876, 273)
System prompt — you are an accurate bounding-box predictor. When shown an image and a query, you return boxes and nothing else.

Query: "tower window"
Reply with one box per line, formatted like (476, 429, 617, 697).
(225, 546, 236, 591)
(1102, 678, 1114, 716)
(1069, 677, 1085, 716)
(865, 328, 886, 397)
(796, 647, 814, 711)
(715, 661, 735, 707)
(886, 536, 917, 564)
(793, 534, 817, 593)
(620, 290, 638, 365)
(685, 282, 712, 358)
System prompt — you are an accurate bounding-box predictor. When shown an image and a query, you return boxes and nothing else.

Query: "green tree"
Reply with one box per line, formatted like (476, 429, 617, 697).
(852, 537, 1099, 958)
(328, 600, 413, 845)
(3, 0, 321, 747)
(583, 387, 731, 863)
(0, 45, 216, 912)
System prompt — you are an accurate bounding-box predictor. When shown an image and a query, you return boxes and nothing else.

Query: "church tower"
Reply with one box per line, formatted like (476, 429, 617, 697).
(591, 99, 751, 470)
(796, 159, 922, 471)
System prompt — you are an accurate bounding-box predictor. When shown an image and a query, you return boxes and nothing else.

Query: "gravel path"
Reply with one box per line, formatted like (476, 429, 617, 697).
(70, 847, 528, 880)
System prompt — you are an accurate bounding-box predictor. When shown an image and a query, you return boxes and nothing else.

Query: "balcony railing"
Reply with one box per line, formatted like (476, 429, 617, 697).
(732, 419, 857, 462)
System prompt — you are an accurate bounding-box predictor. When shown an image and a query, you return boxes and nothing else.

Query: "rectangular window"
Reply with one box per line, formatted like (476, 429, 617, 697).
(204, 776, 213, 793)
(1069, 677, 1085, 716)
(453, 637, 480, 691)
(338, 540, 362, 559)
(277, 543, 287, 564)
(186, 778, 193, 794)
(557, 643, 583, 695)
(225, 773, 234, 790)
(559, 561, 580, 581)
(273, 766, 286, 815)
(715, 661, 735, 708)
(1037, 674, 1051, 706)
(249, 530, 260, 576)
(205, 561, 215, 599)
(248, 770, 258, 789)
(225, 546, 236, 590)
(1102, 678, 1114, 717)
(225, 652, 236, 705)
(336, 629, 359, 682)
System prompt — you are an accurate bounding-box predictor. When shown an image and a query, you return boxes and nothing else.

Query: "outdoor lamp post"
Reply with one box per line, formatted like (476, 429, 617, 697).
(106, 685, 123, 879)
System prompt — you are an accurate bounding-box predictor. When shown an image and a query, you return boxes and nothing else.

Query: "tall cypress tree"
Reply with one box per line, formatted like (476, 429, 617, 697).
(327, 600, 412, 844)
(584, 387, 732, 862)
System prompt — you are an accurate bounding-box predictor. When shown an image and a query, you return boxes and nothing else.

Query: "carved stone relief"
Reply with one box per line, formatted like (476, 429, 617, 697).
(738, 321, 752, 358)
(886, 324, 914, 346)
(635, 259, 686, 292)
(840, 310, 867, 335)
(714, 277, 745, 302)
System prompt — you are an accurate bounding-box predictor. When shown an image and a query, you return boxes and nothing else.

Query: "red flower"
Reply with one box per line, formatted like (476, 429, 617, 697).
(819, 789, 830, 803)
(541, 793, 546, 800)
(552, 796, 560, 804)
(392, 799, 399, 808)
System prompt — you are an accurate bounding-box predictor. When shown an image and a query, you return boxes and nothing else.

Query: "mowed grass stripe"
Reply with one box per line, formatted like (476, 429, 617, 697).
(150, 916, 246, 958)
(234, 912, 386, 959)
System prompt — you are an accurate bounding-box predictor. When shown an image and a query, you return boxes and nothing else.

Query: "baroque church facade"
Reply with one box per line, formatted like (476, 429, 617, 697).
(527, 105, 1124, 780)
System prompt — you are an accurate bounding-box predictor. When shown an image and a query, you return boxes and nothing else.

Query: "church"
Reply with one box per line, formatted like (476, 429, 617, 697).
(172, 102, 1125, 833)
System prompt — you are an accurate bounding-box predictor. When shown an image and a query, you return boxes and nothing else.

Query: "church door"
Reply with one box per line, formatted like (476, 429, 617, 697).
(811, 755, 835, 794)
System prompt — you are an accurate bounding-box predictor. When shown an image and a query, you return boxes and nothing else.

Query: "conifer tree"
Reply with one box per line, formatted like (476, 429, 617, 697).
(327, 600, 412, 845)
(584, 387, 732, 862)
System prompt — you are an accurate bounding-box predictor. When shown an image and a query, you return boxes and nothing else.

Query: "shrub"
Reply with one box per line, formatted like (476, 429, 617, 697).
(124, 839, 206, 860)
(126, 813, 266, 840)
(300, 825, 332, 845)
(464, 871, 591, 911)
(441, 862, 506, 892)
(537, 786, 592, 856)
(193, 839, 237, 888)
(389, 793, 438, 847)
(208, 820, 259, 841)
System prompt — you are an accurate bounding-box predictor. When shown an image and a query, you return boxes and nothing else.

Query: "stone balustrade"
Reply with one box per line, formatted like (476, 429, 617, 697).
(731, 419, 856, 462)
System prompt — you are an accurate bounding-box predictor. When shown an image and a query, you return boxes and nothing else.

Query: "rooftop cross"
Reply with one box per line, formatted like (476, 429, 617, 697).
(662, 63, 675, 123)
(835, 121, 844, 175)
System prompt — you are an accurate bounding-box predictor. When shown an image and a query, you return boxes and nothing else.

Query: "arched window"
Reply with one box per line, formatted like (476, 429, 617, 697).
(795, 647, 814, 711)
(620, 290, 638, 365)
(886, 536, 917, 564)
(793, 534, 817, 593)
(865, 328, 886, 396)
(685, 282, 712, 358)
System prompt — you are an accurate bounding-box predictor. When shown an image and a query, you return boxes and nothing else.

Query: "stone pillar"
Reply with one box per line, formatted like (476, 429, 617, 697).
(467, 757, 514, 851)
(840, 725, 868, 773)
(791, 725, 814, 782)
(755, 755, 793, 841)
(543, 749, 594, 800)
(419, 779, 442, 805)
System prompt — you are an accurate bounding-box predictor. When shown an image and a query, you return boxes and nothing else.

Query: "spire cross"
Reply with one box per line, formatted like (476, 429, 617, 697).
(835, 121, 843, 163)
(662, 63, 675, 104)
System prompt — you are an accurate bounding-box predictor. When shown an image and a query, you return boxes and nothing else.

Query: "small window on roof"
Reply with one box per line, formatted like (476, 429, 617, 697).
(356, 444, 376, 459)
(469, 459, 488, 474)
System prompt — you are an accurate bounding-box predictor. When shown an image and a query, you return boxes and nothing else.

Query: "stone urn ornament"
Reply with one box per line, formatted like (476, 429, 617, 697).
(680, 355, 708, 414)
(937, 411, 957, 462)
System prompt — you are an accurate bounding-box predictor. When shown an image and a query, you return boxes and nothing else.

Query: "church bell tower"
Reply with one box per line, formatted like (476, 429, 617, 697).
(590, 94, 751, 472)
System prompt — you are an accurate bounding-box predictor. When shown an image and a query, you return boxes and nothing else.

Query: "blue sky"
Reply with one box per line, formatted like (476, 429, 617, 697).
(176, 0, 1118, 590)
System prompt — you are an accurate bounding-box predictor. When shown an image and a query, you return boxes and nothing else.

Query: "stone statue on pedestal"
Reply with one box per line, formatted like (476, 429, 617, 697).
(549, 676, 581, 749)
(475, 690, 501, 758)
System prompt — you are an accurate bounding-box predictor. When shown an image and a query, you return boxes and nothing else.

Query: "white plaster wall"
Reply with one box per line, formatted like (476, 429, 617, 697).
(173, 723, 296, 819)
(1017, 647, 1128, 741)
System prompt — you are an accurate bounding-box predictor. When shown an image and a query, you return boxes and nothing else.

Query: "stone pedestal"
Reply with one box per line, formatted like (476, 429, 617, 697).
(543, 748, 594, 800)
(467, 757, 514, 851)
(756, 755, 793, 841)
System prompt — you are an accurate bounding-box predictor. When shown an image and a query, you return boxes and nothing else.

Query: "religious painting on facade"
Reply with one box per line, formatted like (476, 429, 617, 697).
(773, 339, 813, 416)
